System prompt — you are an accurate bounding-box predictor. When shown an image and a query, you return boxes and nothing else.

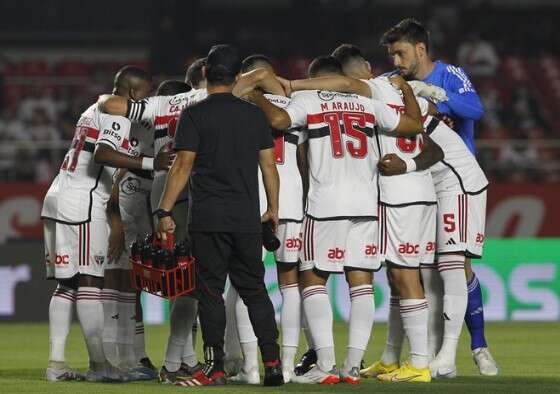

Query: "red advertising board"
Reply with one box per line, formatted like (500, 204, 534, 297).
(0, 182, 559, 242)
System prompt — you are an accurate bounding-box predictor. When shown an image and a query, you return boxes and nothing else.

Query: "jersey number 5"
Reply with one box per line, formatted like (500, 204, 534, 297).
(323, 112, 368, 159)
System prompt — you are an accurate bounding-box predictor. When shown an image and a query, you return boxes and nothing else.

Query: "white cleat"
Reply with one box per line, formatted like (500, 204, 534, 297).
(429, 358, 458, 379)
(229, 367, 260, 385)
(291, 366, 341, 384)
(45, 366, 85, 382)
(282, 367, 295, 383)
(473, 347, 499, 376)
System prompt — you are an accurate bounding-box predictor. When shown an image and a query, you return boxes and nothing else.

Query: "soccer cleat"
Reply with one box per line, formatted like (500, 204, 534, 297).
(294, 349, 317, 376)
(85, 363, 129, 382)
(360, 360, 399, 378)
(429, 357, 457, 379)
(174, 369, 227, 387)
(377, 362, 431, 383)
(282, 366, 295, 383)
(263, 364, 284, 386)
(223, 357, 243, 377)
(291, 366, 340, 384)
(45, 367, 85, 382)
(340, 367, 361, 384)
(228, 367, 260, 384)
(472, 347, 499, 376)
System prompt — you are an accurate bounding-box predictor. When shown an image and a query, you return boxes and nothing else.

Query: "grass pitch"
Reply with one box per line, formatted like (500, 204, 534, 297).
(0, 322, 558, 393)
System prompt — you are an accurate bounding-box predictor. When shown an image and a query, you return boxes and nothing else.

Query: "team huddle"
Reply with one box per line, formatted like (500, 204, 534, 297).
(41, 18, 498, 386)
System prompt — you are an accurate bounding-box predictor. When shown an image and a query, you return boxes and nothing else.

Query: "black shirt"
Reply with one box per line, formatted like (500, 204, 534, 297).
(174, 93, 273, 233)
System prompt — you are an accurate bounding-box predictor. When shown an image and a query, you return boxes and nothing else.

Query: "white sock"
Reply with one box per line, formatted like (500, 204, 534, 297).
(49, 285, 76, 363)
(116, 292, 137, 368)
(134, 322, 147, 361)
(235, 292, 259, 371)
(279, 284, 301, 370)
(77, 287, 106, 365)
(400, 298, 430, 369)
(343, 285, 375, 371)
(164, 296, 197, 372)
(421, 267, 444, 359)
(100, 288, 119, 366)
(180, 297, 198, 367)
(301, 308, 315, 350)
(224, 285, 242, 360)
(302, 285, 335, 371)
(381, 296, 403, 365)
(437, 254, 468, 364)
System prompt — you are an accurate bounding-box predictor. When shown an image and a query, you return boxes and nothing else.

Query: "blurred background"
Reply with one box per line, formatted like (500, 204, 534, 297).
(0, 0, 558, 323)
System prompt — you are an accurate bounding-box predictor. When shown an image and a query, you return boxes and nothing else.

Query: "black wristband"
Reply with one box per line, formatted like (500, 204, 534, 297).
(155, 208, 172, 219)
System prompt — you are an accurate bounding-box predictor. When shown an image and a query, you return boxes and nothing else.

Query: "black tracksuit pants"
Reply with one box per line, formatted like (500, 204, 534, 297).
(190, 231, 279, 369)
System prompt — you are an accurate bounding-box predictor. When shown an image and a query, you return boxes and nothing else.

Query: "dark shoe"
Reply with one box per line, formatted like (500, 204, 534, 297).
(263, 363, 284, 386)
(179, 362, 203, 377)
(139, 357, 156, 371)
(294, 349, 317, 376)
(174, 369, 227, 387)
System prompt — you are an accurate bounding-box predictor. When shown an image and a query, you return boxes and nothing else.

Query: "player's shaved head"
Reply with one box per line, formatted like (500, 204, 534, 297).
(331, 44, 372, 79)
(186, 58, 207, 90)
(241, 54, 273, 73)
(156, 80, 190, 96)
(308, 56, 343, 78)
(113, 65, 152, 101)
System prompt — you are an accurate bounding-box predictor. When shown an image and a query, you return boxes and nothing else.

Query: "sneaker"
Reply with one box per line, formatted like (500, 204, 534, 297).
(135, 357, 157, 378)
(159, 365, 186, 384)
(340, 367, 360, 384)
(282, 366, 295, 383)
(429, 357, 457, 379)
(360, 360, 399, 378)
(45, 367, 85, 382)
(228, 367, 260, 384)
(223, 357, 243, 377)
(291, 365, 340, 384)
(263, 363, 284, 386)
(472, 347, 498, 376)
(377, 362, 431, 383)
(294, 349, 317, 376)
(86, 363, 129, 382)
(174, 369, 227, 387)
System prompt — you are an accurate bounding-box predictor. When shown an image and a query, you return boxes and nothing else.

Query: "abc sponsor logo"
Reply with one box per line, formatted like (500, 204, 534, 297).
(365, 244, 378, 257)
(426, 241, 436, 253)
(285, 237, 302, 251)
(54, 254, 69, 266)
(398, 243, 420, 255)
(476, 233, 485, 245)
(327, 247, 345, 260)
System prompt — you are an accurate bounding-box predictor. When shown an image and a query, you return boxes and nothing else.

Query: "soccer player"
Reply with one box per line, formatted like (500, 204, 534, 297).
(42, 65, 170, 382)
(380, 18, 498, 375)
(248, 56, 425, 384)
(229, 54, 307, 384)
(97, 60, 208, 384)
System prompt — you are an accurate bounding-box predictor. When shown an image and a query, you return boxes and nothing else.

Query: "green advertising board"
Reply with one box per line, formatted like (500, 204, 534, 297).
(140, 239, 560, 323)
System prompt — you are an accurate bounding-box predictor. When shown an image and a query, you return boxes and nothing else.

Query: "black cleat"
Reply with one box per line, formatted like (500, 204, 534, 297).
(263, 363, 284, 386)
(139, 357, 156, 371)
(294, 349, 317, 376)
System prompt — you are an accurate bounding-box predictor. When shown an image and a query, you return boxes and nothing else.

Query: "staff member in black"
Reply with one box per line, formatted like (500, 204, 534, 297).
(155, 44, 283, 387)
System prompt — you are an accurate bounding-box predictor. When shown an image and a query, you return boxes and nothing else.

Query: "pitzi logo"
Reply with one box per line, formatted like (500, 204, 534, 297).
(102, 129, 122, 141)
(120, 177, 141, 195)
(112, 122, 121, 131)
(94, 255, 105, 265)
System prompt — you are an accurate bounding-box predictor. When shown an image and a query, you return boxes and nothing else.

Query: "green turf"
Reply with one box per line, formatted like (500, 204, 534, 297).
(0, 322, 558, 393)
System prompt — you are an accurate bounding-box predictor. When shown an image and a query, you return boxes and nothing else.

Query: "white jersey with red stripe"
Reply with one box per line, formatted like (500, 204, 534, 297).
(258, 94, 306, 221)
(428, 121, 488, 196)
(365, 77, 437, 205)
(41, 103, 131, 224)
(285, 89, 400, 218)
(129, 88, 207, 164)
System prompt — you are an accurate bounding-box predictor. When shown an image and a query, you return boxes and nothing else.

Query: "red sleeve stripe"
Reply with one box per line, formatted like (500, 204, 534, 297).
(155, 115, 176, 127)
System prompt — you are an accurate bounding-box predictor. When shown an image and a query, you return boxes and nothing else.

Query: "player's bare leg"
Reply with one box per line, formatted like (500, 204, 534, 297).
(341, 268, 374, 384)
(277, 264, 301, 382)
(46, 276, 84, 381)
(292, 268, 340, 384)
(377, 267, 431, 383)
(464, 259, 498, 375)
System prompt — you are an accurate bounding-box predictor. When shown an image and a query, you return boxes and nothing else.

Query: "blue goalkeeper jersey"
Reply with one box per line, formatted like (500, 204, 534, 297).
(422, 61, 484, 154)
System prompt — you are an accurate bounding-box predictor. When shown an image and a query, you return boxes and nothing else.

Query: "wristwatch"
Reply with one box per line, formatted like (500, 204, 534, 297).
(155, 208, 172, 219)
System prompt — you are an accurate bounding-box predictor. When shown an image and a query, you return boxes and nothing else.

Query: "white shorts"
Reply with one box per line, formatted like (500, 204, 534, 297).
(299, 216, 380, 273)
(274, 220, 303, 265)
(44, 219, 109, 279)
(109, 174, 153, 270)
(379, 203, 436, 268)
(436, 190, 486, 258)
